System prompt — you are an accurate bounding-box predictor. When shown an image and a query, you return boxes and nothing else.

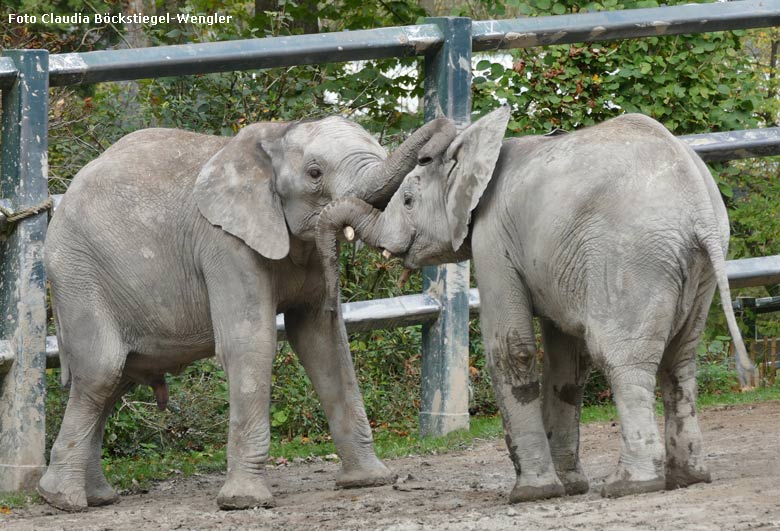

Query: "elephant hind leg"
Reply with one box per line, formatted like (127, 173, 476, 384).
(85, 378, 135, 506)
(660, 286, 715, 490)
(589, 333, 666, 498)
(476, 280, 564, 503)
(38, 321, 128, 512)
(540, 319, 591, 496)
(659, 358, 711, 490)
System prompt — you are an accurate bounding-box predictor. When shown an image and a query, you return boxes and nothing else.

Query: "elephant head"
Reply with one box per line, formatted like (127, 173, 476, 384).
(316, 106, 511, 309)
(193, 115, 457, 261)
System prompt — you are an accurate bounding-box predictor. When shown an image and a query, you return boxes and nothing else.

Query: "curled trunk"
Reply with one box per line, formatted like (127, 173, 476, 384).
(355, 117, 456, 208)
(318, 118, 456, 311)
(316, 197, 391, 311)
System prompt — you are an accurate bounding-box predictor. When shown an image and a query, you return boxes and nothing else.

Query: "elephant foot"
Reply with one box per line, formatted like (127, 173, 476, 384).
(665, 464, 711, 490)
(217, 477, 274, 510)
(557, 468, 590, 496)
(508, 476, 566, 503)
(38, 470, 88, 512)
(335, 460, 396, 489)
(86, 483, 119, 507)
(601, 472, 665, 498)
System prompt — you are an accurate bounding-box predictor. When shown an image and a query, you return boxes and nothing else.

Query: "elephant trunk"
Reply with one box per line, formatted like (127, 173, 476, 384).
(315, 197, 393, 311)
(358, 117, 456, 208)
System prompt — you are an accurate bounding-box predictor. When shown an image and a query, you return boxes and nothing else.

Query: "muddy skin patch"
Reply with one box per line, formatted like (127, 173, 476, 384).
(555, 383, 582, 406)
(505, 435, 522, 471)
(511, 382, 540, 404)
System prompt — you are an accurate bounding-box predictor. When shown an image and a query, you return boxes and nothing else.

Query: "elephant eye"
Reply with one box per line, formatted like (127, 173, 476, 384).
(307, 167, 322, 180)
(403, 191, 414, 209)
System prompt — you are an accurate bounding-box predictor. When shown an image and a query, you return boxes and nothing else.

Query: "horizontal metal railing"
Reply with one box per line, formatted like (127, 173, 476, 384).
(681, 128, 780, 162)
(2, 0, 779, 89)
(472, 0, 780, 50)
(45, 25, 444, 86)
(724, 256, 780, 289)
(26, 255, 777, 370)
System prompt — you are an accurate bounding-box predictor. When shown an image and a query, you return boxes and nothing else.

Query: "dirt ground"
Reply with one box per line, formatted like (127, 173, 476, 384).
(5, 401, 780, 530)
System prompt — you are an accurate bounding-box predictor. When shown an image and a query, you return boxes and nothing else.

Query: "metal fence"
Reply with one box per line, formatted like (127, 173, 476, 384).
(2, 0, 780, 493)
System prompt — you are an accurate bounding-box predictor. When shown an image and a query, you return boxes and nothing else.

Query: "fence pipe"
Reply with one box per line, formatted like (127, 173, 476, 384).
(0, 57, 17, 90)
(22, 264, 780, 371)
(471, 0, 780, 51)
(681, 128, 780, 162)
(0, 50, 50, 492)
(417, 17, 474, 437)
(0, 0, 771, 88)
(47, 24, 444, 86)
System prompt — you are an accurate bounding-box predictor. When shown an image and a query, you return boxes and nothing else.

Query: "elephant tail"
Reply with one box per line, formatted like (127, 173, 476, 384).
(700, 232, 758, 389)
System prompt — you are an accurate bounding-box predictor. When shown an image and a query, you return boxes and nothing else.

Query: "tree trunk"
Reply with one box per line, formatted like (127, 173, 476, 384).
(116, 0, 152, 130)
(123, 0, 150, 49)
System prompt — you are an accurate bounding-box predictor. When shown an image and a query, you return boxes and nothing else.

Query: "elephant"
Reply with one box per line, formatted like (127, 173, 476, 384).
(316, 107, 758, 502)
(39, 114, 456, 512)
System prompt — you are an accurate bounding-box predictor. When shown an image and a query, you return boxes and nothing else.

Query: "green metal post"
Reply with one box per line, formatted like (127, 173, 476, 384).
(419, 17, 472, 437)
(0, 50, 50, 492)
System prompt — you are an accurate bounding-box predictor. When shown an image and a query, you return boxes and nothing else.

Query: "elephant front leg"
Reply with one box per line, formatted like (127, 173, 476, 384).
(215, 330, 276, 510)
(480, 294, 565, 503)
(285, 306, 395, 489)
(540, 319, 591, 496)
(205, 262, 278, 510)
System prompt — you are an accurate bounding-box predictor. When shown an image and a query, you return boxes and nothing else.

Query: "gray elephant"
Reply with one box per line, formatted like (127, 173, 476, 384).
(39, 115, 455, 512)
(316, 107, 757, 501)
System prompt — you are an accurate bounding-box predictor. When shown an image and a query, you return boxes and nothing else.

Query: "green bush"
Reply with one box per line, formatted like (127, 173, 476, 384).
(692, 334, 741, 397)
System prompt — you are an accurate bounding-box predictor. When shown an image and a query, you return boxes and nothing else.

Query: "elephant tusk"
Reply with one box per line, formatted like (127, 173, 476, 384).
(343, 226, 356, 242)
(382, 249, 392, 259)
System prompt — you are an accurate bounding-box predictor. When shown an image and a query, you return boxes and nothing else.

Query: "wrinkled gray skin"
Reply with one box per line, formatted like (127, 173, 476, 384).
(40, 115, 453, 512)
(317, 108, 758, 502)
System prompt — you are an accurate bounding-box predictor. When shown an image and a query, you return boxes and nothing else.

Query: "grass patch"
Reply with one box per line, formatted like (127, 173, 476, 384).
(579, 387, 780, 424)
(696, 386, 780, 407)
(372, 415, 505, 459)
(580, 403, 618, 423)
(104, 449, 226, 491)
(0, 491, 42, 511)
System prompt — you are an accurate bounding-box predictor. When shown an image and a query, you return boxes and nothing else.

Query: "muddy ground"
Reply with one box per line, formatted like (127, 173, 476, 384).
(4, 401, 780, 530)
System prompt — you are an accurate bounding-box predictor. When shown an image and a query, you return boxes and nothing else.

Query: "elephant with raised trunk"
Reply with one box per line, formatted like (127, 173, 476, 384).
(40, 115, 456, 512)
(317, 108, 757, 501)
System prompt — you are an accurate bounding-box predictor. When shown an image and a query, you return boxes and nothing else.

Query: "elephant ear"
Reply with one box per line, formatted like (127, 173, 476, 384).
(444, 106, 510, 252)
(194, 124, 290, 260)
